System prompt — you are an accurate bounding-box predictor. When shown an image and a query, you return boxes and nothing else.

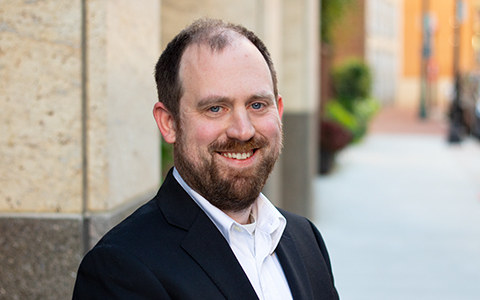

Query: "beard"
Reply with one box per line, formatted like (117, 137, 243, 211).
(174, 126, 282, 213)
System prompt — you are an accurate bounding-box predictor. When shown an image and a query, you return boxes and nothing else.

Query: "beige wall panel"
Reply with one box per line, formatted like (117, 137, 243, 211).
(305, 0, 319, 112)
(0, 0, 83, 213)
(86, 0, 109, 211)
(261, 0, 283, 87)
(161, 0, 259, 50)
(281, 0, 319, 113)
(87, 0, 161, 211)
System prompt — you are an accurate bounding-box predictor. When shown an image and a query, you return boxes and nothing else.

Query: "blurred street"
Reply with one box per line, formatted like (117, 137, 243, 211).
(314, 107, 480, 300)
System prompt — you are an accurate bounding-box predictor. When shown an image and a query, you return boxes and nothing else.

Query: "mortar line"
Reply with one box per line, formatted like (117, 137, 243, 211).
(81, 0, 90, 255)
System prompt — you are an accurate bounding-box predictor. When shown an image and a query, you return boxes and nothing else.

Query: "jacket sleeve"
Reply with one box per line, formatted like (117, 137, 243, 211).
(308, 220, 340, 300)
(72, 244, 172, 300)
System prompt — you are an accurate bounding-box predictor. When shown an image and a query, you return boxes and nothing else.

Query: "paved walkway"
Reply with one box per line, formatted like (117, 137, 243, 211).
(314, 108, 480, 300)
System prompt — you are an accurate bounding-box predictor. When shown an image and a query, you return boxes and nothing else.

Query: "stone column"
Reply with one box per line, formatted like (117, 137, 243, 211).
(280, 0, 320, 218)
(84, 0, 161, 249)
(0, 0, 160, 299)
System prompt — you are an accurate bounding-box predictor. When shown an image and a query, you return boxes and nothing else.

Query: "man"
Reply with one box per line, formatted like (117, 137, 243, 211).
(73, 19, 339, 300)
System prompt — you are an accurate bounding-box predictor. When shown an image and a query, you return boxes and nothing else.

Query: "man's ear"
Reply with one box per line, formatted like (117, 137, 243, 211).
(153, 102, 176, 144)
(277, 94, 284, 119)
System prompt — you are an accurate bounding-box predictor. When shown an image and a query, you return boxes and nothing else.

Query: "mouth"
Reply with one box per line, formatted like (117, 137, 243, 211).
(218, 149, 256, 160)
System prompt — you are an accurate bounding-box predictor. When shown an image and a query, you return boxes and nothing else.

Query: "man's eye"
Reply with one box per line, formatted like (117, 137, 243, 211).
(251, 103, 263, 110)
(209, 106, 221, 112)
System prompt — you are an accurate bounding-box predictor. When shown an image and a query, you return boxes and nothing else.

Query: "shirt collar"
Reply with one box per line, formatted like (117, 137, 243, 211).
(173, 167, 286, 253)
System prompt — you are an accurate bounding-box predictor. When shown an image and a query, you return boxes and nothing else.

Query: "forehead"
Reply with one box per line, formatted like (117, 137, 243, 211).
(178, 37, 273, 100)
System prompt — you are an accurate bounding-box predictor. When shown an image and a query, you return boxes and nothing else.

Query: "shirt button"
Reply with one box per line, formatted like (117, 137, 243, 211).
(233, 225, 242, 232)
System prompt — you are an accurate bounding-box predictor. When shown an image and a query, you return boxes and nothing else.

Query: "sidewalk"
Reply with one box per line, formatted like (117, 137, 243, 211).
(314, 107, 480, 300)
(368, 106, 448, 135)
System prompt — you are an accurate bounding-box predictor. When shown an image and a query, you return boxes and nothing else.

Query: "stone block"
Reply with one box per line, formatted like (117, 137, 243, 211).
(161, 0, 258, 49)
(281, 0, 319, 113)
(0, 0, 83, 213)
(0, 216, 83, 299)
(86, 0, 161, 212)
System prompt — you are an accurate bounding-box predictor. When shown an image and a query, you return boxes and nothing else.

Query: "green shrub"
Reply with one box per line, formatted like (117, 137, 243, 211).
(332, 58, 372, 112)
(350, 97, 380, 141)
(325, 100, 358, 132)
(325, 97, 380, 143)
(355, 97, 381, 124)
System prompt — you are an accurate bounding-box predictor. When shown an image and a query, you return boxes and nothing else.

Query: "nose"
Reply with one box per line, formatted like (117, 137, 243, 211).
(226, 109, 255, 142)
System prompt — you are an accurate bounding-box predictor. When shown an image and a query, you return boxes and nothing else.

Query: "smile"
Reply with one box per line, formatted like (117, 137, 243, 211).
(220, 150, 254, 160)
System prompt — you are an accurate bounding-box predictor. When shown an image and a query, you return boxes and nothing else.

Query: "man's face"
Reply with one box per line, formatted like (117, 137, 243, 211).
(173, 37, 284, 213)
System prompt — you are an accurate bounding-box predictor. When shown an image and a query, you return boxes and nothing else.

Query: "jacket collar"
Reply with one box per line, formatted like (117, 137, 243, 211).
(156, 169, 315, 299)
(155, 169, 259, 300)
(276, 223, 315, 300)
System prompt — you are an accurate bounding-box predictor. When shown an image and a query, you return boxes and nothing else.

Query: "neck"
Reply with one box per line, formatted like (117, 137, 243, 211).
(224, 205, 254, 225)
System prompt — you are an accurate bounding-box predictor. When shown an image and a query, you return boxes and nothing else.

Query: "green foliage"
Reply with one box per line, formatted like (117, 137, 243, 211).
(332, 58, 372, 112)
(321, 0, 352, 44)
(355, 97, 381, 124)
(325, 97, 380, 143)
(325, 100, 358, 132)
(351, 97, 381, 141)
(161, 137, 174, 181)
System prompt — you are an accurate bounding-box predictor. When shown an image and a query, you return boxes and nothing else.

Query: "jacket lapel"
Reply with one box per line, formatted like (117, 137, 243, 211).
(276, 229, 314, 300)
(181, 212, 259, 300)
(157, 170, 259, 300)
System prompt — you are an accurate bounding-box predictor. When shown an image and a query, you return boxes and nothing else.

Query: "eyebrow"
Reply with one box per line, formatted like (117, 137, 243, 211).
(249, 92, 275, 102)
(196, 96, 231, 108)
(196, 91, 276, 109)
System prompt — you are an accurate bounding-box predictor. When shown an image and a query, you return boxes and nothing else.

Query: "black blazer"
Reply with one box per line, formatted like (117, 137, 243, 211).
(73, 169, 339, 300)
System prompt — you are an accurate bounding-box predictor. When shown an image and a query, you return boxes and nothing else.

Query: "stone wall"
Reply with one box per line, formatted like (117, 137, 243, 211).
(0, 0, 319, 298)
(0, 0, 160, 298)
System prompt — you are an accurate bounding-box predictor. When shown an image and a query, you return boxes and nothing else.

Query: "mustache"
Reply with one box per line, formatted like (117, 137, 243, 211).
(209, 136, 269, 153)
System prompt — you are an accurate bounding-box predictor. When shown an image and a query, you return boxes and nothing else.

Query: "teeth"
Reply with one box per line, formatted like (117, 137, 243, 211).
(222, 151, 253, 160)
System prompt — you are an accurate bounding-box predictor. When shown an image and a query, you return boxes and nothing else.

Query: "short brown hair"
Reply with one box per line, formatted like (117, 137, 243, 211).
(154, 18, 278, 123)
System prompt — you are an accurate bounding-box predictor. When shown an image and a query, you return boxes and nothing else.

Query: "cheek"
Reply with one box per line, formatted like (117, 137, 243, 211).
(254, 116, 282, 139)
(185, 120, 224, 147)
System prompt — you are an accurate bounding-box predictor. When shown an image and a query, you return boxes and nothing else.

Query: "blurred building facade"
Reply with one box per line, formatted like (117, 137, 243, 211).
(366, 0, 402, 106)
(0, 0, 320, 298)
(400, 0, 480, 114)
(322, 0, 402, 106)
(324, 0, 480, 115)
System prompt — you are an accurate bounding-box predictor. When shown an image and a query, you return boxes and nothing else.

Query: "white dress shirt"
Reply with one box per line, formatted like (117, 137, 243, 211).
(173, 168, 293, 300)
